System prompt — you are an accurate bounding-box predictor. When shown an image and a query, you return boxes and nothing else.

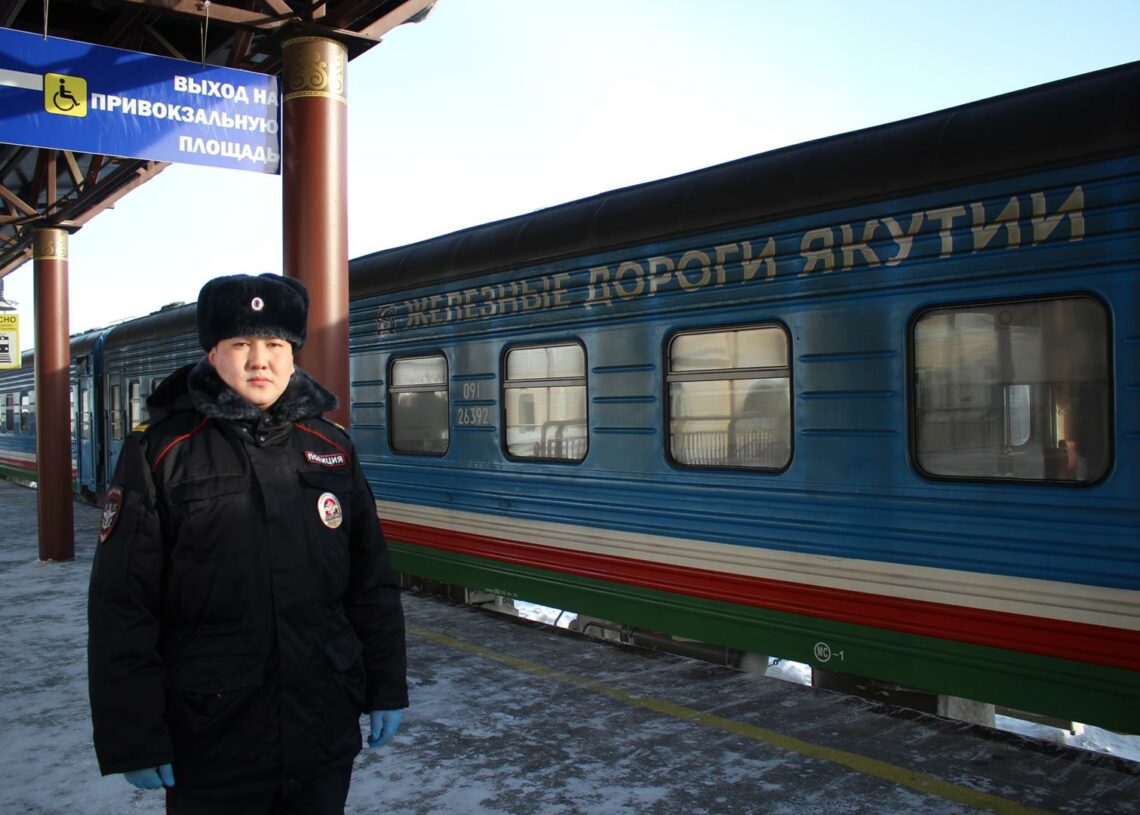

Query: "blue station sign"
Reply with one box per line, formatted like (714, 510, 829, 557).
(0, 27, 280, 174)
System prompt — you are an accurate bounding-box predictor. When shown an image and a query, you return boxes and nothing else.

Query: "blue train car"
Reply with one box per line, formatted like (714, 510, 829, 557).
(0, 327, 104, 492)
(98, 302, 198, 484)
(70, 328, 105, 497)
(345, 62, 1140, 731)
(0, 347, 37, 482)
(0, 305, 196, 499)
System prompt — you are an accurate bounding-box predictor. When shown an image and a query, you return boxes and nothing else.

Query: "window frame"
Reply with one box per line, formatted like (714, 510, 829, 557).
(386, 352, 450, 457)
(128, 380, 143, 430)
(501, 340, 589, 463)
(20, 391, 32, 433)
(665, 322, 793, 472)
(109, 383, 124, 441)
(908, 292, 1113, 486)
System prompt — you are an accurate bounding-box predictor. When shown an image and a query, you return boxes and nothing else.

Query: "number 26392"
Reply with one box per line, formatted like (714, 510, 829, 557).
(456, 407, 491, 425)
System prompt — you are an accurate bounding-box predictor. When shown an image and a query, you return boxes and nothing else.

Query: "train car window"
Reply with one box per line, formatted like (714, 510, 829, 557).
(70, 386, 77, 436)
(20, 392, 32, 433)
(388, 354, 449, 455)
(913, 295, 1110, 483)
(667, 325, 792, 469)
(0, 393, 9, 433)
(128, 381, 143, 430)
(110, 384, 124, 441)
(503, 343, 587, 461)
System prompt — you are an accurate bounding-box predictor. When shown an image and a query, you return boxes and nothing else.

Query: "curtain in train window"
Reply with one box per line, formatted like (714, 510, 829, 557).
(504, 343, 587, 461)
(110, 384, 123, 441)
(128, 381, 143, 430)
(913, 296, 1109, 482)
(388, 354, 449, 455)
(667, 325, 792, 469)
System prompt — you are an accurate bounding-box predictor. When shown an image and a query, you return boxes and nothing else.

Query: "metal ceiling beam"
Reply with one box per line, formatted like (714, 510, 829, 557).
(61, 151, 83, 187)
(356, 0, 434, 39)
(142, 22, 190, 60)
(99, 0, 292, 29)
(0, 181, 36, 216)
(0, 1, 30, 29)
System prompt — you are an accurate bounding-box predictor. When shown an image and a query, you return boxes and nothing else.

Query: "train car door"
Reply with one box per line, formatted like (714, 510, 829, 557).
(74, 358, 97, 497)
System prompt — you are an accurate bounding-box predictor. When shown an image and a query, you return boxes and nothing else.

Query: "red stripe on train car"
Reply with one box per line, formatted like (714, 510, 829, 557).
(0, 455, 35, 470)
(385, 519, 1140, 673)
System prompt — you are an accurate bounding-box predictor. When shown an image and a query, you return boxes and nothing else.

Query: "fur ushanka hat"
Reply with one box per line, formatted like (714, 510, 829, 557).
(197, 273, 309, 351)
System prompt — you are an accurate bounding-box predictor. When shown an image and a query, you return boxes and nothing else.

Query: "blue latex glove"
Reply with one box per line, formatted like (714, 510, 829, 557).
(123, 763, 175, 790)
(368, 709, 403, 748)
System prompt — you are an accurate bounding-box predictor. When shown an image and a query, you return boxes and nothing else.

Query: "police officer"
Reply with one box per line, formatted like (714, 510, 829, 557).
(88, 274, 408, 814)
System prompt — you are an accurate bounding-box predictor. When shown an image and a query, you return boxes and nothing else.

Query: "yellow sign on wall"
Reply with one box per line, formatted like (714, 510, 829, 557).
(44, 72, 88, 117)
(0, 312, 19, 369)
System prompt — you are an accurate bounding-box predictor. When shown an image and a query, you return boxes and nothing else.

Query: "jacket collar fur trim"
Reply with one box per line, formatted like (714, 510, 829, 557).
(149, 357, 337, 425)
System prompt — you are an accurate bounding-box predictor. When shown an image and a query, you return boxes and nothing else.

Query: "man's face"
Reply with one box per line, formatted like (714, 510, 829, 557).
(208, 336, 295, 409)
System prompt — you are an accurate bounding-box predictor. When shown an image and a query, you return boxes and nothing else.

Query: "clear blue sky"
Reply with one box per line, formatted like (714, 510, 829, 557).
(4, 0, 1139, 342)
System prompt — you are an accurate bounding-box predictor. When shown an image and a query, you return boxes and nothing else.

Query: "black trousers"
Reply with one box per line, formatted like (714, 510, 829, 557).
(165, 764, 353, 815)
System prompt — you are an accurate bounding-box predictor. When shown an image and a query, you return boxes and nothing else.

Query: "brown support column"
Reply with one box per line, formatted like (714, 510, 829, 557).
(281, 36, 350, 427)
(33, 227, 74, 561)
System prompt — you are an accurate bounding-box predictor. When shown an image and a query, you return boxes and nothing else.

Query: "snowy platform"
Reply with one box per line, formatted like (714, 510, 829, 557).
(1, 478, 1138, 815)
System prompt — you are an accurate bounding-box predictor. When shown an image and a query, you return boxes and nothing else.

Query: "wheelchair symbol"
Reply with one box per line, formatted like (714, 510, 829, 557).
(44, 73, 87, 117)
(54, 78, 79, 110)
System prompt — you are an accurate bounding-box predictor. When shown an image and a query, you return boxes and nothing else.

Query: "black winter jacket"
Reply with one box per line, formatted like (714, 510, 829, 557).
(87, 360, 408, 796)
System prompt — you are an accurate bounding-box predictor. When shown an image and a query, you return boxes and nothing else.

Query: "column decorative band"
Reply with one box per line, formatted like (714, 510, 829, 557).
(282, 36, 347, 104)
(32, 228, 68, 261)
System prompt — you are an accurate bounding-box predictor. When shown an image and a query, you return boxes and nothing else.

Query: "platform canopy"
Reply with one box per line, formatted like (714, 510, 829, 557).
(0, 0, 435, 281)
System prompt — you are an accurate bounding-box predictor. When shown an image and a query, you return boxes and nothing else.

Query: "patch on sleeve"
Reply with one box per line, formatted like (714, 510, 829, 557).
(98, 486, 124, 543)
(304, 450, 347, 468)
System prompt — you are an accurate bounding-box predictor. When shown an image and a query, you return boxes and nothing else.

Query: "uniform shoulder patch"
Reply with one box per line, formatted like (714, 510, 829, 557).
(314, 416, 347, 434)
(98, 486, 124, 543)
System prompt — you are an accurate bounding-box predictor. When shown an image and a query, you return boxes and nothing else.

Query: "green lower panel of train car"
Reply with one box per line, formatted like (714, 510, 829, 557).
(391, 541, 1140, 735)
(0, 463, 33, 483)
(0, 469, 81, 494)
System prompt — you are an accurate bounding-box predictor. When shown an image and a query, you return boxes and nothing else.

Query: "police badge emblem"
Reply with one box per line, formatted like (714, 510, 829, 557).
(318, 491, 343, 529)
(99, 487, 123, 543)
